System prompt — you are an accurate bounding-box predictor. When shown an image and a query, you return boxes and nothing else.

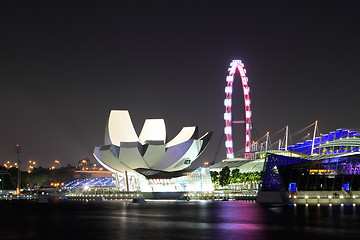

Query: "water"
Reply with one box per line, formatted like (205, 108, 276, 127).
(1, 200, 360, 240)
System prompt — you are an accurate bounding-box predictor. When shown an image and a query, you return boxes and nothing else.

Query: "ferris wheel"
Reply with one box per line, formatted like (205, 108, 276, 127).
(224, 60, 252, 159)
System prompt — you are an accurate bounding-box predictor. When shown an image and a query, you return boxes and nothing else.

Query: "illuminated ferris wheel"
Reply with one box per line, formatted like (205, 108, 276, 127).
(224, 60, 252, 159)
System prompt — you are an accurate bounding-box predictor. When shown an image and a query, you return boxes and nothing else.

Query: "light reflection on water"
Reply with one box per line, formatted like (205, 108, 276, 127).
(1, 200, 360, 240)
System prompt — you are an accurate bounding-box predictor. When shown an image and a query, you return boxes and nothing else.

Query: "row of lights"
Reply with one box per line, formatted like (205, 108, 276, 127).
(68, 193, 141, 198)
(148, 179, 175, 184)
(70, 198, 133, 202)
(292, 195, 357, 199)
(292, 194, 358, 206)
(2, 160, 61, 171)
(50, 182, 65, 187)
(293, 203, 357, 207)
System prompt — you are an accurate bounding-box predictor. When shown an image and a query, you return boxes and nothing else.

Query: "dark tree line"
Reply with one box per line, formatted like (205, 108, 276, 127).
(7, 166, 75, 189)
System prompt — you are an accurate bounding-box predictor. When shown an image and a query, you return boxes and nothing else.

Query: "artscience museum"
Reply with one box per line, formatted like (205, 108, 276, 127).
(93, 110, 213, 196)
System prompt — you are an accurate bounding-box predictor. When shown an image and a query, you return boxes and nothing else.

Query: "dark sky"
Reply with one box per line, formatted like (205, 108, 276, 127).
(1, 1, 360, 168)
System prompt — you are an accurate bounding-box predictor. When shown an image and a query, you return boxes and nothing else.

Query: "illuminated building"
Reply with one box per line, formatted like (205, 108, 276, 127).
(209, 126, 360, 203)
(77, 156, 102, 171)
(93, 110, 213, 196)
(257, 128, 360, 203)
(77, 157, 92, 170)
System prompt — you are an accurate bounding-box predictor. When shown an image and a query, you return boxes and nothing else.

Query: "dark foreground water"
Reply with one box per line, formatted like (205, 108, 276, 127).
(1, 200, 360, 240)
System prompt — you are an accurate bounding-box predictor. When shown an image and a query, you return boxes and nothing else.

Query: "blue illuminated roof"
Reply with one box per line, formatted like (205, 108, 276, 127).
(286, 129, 359, 155)
(63, 177, 115, 190)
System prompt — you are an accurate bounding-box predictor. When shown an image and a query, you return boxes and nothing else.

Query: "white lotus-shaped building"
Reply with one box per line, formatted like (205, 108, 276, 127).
(93, 110, 213, 193)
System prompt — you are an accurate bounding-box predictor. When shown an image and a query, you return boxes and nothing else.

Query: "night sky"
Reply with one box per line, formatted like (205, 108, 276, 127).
(1, 1, 360, 168)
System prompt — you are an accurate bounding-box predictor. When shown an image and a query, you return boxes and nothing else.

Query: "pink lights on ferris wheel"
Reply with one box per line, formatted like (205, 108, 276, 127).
(224, 60, 252, 159)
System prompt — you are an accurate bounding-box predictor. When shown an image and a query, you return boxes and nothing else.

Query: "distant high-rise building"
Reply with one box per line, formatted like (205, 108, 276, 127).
(77, 157, 91, 170)
(77, 157, 102, 171)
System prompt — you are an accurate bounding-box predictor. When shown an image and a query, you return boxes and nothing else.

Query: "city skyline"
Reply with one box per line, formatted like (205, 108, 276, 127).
(1, 1, 360, 167)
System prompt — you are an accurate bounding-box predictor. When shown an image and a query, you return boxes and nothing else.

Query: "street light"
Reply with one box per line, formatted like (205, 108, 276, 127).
(15, 144, 21, 195)
(1, 161, 4, 195)
(54, 160, 60, 169)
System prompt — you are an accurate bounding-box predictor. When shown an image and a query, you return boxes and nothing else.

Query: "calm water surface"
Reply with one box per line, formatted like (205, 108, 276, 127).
(1, 200, 360, 240)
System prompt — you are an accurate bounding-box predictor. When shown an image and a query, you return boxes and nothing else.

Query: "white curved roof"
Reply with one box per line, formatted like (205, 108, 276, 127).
(108, 110, 139, 146)
(142, 144, 166, 168)
(94, 110, 212, 174)
(118, 143, 149, 169)
(238, 160, 264, 173)
(199, 132, 210, 140)
(93, 146, 132, 172)
(210, 159, 264, 173)
(165, 126, 196, 148)
(139, 119, 166, 144)
(152, 140, 194, 170)
(164, 139, 203, 172)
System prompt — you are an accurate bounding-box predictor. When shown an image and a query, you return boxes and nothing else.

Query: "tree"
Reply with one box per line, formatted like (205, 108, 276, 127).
(210, 171, 219, 185)
(219, 166, 231, 187)
(230, 168, 241, 184)
(48, 167, 75, 184)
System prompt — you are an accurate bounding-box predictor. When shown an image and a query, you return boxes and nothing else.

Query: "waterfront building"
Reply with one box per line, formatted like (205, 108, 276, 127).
(207, 128, 360, 202)
(92, 110, 213, 196)
(261, 129, 360, 191)
(254, 128, 360, 203)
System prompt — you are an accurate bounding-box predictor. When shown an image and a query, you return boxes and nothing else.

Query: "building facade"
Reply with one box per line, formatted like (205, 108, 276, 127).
(92, 110, 213, 194)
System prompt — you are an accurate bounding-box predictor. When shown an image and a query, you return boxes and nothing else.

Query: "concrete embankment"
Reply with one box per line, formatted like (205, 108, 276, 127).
(290, 191, 360, 205)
